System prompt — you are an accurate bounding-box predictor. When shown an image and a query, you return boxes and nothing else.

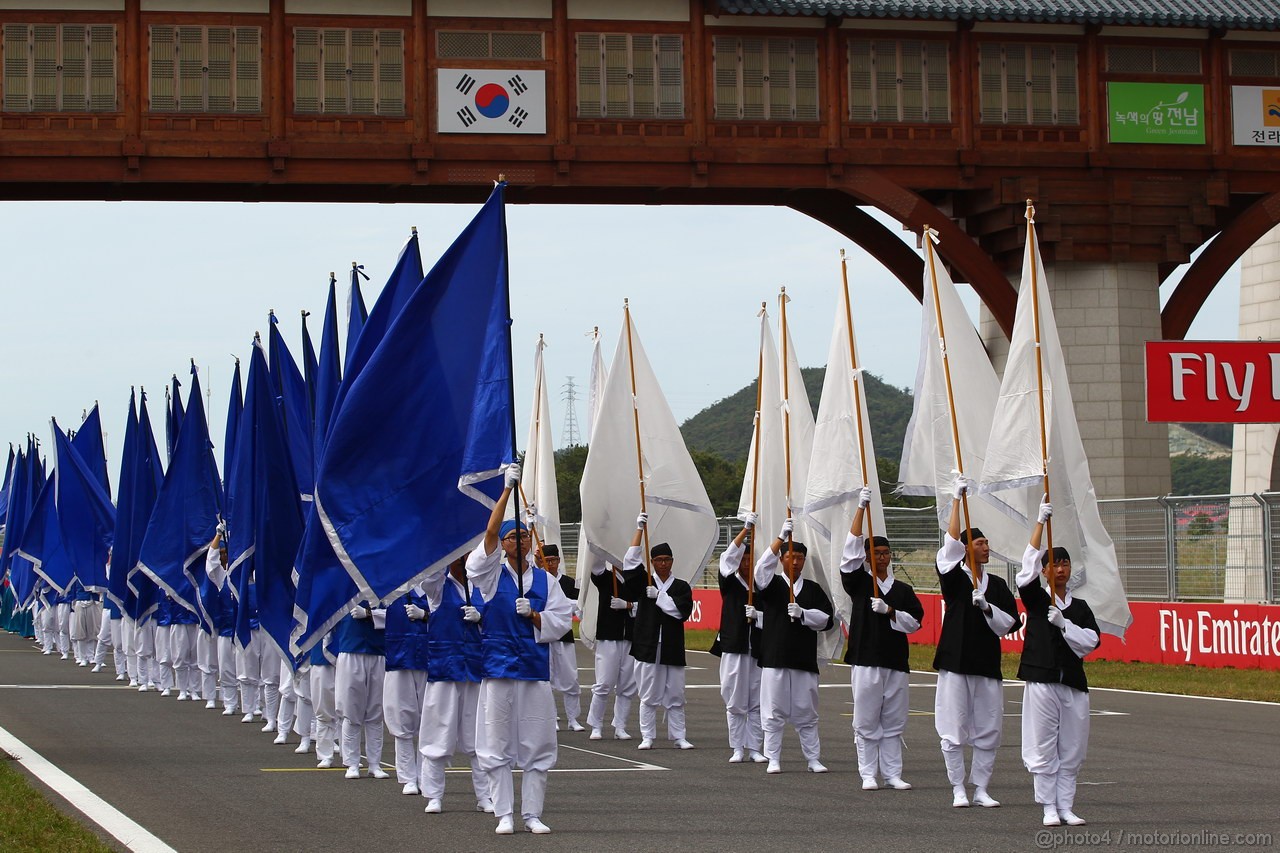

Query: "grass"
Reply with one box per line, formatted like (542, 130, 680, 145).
(685, 629, 1280, 703)
(0, 757, 113, 853)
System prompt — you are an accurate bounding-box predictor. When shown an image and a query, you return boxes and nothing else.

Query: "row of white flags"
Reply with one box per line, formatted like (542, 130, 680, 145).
(518, 210, 1129, 643)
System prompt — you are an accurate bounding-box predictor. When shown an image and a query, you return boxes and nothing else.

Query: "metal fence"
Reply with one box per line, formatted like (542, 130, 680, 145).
(555, 492, 1280, 603)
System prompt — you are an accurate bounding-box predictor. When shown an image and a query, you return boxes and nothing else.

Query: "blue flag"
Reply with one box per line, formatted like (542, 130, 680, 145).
(16, 475, 75, 596)
(106, 393, 140, 615)
(316, 184, 513, 605)
(51, 421, 116, 592)
(313, 274, 342, 472)
(268, 312, 315, 503)
(119, 393, 164, 621)
(344, 264, 369, 376)
(0, 445, 14, 534)
(223, 357, 243, 505)
(301, 308, 319, 425)
(165, 374, 186, 464)
(3, 449, 34, 606)
(135, 367, 222, 617)
(229, 341, 305, 659)
(71, 405, 111, 497)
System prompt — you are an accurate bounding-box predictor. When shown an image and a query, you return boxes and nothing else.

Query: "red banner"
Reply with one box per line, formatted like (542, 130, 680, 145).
(1145, 339, 1280, 423)
(689, 590, 1280, 670)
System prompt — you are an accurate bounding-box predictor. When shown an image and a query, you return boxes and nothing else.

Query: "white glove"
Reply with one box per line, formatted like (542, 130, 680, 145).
(636, 512, 648, 530)
(971, 591, 988, 612)
(515, 597, 531, 617)
(216, 519, 228, 538)
(744, 604, 757, 621)
(351, 605, 369, 619)
(870, 597, 890, 615)
(609, 597, 628, 610)
(742, 511, 758, 530)
(573, 605, 583, 621)
(462, 605, 482, 623)
(1038, 501, 1053, 524)
(504, 462, 521, 489)
(404, 603, 426, 621)
(645, 586, 659, 600)
(786, 602, 803, 620)
(951, 475, 971, 500)
(523, 505, 537, 526)
(858, 486, 872, 509)
(778, 518, 794, 541)
(1047, 606, 1066, 630)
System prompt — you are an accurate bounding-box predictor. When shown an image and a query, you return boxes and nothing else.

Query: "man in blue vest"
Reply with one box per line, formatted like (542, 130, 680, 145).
(383, 589, 430, 795)
(466, 463, 574, 836)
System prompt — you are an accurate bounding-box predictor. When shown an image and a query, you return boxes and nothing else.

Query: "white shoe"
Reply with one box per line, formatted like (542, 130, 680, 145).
(637, 738, 654, 750)
(370, 767, 389, 780)
(344, 767, 360, 780)
(766, 759, 782, 774)
(589, 728, 603, 741)
(495, 816, 514, 835)
(1061, 810, 1086, 826)
(60, 653, 69, 660)
(729, 748, 745, 764)
(77, 661, 88, 667)
(43, 650, 53, 655)
(253, 709, 263, 718)
(115, 674, 126, 682)
(862, 777, 879, 790)
(524, 817, 551, 835)
(402, 782, 419, 796)
(240, 714, 255, 724)
(952, 786, 970, 808)
(91, 664, 103, 673)
(614, 728, 632, 741)
(886, 777, 912, 790)
(221, 707, 236, 716)
(973, 789, 1000, 808)
(807, 760, 828, 774)
(272, 731, 288, 745)
(317, 756, 334, 769)
(555, 721, 560, 732)
(674, 738, 695, 750)
(129, 679, 139, 687)
(205, 700, 216, 710)
(261, 721, 277, 733)
(146, 682, 156, 691)
(567, 720, 585, 732)
(424, 798, 442, 814)
(179, 691, 191, 701)
(1043, 807, 1062, 826)
(750, 751, 767, 764)
(138, 684, 149, 693)
(476, 798, 494, 813)
(160, 688, 171, 697)
(294, 738, 312, 754)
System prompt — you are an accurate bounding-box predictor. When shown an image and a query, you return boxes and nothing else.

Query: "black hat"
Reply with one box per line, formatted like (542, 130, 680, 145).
(650, 542, 673, 559)
(959, 527, 986, 546)
(542, 544, 560, 558)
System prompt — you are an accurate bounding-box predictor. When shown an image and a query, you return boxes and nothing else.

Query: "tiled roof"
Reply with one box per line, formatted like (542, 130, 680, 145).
(714, 1, 1279, 31)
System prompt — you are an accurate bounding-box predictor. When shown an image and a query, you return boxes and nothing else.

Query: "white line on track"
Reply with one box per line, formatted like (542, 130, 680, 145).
(0, 723, 177, 853)
(0, 684, 138, 690)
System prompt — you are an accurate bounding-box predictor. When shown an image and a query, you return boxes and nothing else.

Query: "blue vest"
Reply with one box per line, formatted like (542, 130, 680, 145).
(170, 600, 199, 625)
(480, 566, 549, 681)
(427, 577, 484, 683)
(309, 633, 336, 667)
(155, 596, 174, 627)
(333, 610, 385, 656)
(385, 592, 431, 672)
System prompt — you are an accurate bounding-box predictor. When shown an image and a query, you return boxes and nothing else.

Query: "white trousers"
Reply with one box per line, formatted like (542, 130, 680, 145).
(216, 636, 239, 709)
(852, 665, 911, 781)
(154, 621, 173, 690)
(169, 623, 197, 694)
(548, 642, 582, 724)
(934, 670, 1004, 789)
(475, 679, 557, 821)
(55, 603, 71, 655)
(195, 631, 216, 701)
(419, 680, 489, 804)
(309, 664, 337, 759)
(335, 652, 385, 770)
(1022, 682, 1090, 812)
(383, 668, 427, 784)
(259, 642, 282, 724)
(760, 668, 821, 762)
(236, 629, 265, 714)
(275, 658, 297, 733)
(719, 652, 762, 752)
(586, 639, 636, 732)
(636, 661, 686, 741)
(292, 665, 315, 739)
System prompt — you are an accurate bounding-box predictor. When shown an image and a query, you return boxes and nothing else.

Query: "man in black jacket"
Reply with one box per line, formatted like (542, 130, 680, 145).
(753, 518, 835, 775)
(933, 476, 1019, 809)
(621, 512, 695, 751)
(713, 512, 765, 764)
(586, 559, 637, 741)
(841, 486, 925, 791)
(1019, 500, 1100, 828)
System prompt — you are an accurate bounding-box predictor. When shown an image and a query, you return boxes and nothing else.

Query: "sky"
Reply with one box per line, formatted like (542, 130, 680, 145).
(0, 197, 1241, 497)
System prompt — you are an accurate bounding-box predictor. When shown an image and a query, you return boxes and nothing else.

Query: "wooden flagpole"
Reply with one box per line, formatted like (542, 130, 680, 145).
(779, 287, 797, 607)
(840, 250, 879, 600)
(747, 302, 768, 610)
(519, 334, 548, 566)
(1025, 200, 1057, 602)
(923, 227, 981, 587)
(622, 300, 652, 586)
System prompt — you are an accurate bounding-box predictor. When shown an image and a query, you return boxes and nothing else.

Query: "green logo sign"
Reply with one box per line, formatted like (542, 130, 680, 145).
(1108, 83, 1205, 144)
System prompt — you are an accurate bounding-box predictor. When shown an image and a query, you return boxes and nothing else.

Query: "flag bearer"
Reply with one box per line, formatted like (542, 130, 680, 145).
(933, 476, 1019, 808)
(538, 544, 583, 732)
(841, 487, 925, 791)
(333, 601, 390, 780)
(467, 463, 574, 835)
(585, 560, 637, 742)
(713, 513, 765, 764)
(383, 590, 430, 795)
(1019, 500, 1100, 828)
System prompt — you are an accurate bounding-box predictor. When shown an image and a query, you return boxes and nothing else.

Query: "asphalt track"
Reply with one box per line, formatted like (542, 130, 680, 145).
(0, 630, 1277, 853)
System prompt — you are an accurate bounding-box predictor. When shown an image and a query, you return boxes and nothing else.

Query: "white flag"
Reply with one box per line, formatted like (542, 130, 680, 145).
(799, 280, 885, 628)
(437, 69, 546, 134)
(898, 232, 1036, 563)
(577, 328, 609, 645)
(586, 328, 607, 446)
(980, 218, 1131, 637)
(521, 336, 560, 550)
(578, 308, 717, 637)
(736, 310, 787, 546)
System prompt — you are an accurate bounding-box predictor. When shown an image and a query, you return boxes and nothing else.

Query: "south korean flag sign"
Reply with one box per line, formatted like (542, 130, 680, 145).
(437, 69, 547, 135)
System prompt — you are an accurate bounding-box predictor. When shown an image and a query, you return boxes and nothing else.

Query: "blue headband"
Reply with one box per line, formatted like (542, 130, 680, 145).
(499, 519, 528, 540)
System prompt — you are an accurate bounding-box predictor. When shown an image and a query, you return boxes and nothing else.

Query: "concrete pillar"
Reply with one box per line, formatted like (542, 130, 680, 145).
(980, 261, 1172, 501)
(1225, 223, 1280, 602)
